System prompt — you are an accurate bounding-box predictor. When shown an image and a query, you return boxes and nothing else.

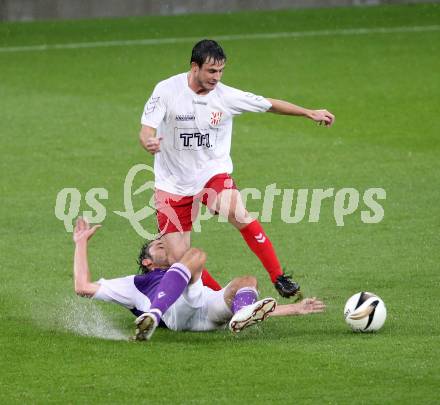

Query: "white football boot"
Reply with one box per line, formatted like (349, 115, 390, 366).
(134, 312, 158, 341)
(229, 298, 277, 333)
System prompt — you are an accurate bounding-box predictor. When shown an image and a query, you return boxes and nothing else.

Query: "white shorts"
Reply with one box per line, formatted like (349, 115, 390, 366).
(94, 276, 232, 332)
(163, 278, 232, 332)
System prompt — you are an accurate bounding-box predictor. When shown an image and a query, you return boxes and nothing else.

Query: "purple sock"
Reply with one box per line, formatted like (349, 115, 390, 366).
(231, 287, 258, 314)
(149, 263, 191, 323)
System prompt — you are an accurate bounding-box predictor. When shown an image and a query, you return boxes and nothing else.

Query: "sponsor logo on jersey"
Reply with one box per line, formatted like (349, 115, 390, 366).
(174, 127, 217, 151)
(193, 100, 207, 105)
(175, 114, 195, 121)
(210, 111, 223, 126)
(180, 132, 212, 148)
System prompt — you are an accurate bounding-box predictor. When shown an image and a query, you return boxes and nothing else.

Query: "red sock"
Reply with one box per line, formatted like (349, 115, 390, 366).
(239, 220, 283, 283)
(201, 269, 222, 291)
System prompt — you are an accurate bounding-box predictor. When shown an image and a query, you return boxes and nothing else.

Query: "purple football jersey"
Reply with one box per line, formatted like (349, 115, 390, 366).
(131, 268, 167, 320)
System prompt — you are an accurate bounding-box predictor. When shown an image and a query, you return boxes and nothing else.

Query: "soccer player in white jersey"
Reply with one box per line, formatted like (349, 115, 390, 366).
(139, 40, 335, 299)
(73, 218, 325, 340)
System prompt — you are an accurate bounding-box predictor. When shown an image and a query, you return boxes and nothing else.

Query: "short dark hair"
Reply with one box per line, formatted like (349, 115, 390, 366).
(137, 240, 153, 274)
(191, 39, 226, 67)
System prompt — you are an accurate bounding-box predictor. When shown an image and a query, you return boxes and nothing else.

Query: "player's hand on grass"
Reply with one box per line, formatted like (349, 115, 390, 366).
(270, 297, 326, 317)
(296, 297, 326, 315)
(145, 137, 162, 154)
(73, 217, 101, 244)
(308, 109, 335, 127)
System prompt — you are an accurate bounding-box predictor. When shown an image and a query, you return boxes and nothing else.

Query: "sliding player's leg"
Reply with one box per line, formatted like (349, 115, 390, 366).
(200, 275, 276, 333)
(222, 276, 276, 333)
(135, 247, 206, 341)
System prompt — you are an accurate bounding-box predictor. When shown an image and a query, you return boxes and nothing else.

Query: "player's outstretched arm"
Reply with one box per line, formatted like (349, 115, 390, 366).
(139, 125, 161, 154)
(266, 98, 335, 127)
(73, 218, 101, 298)
(270, 298, 326, 317)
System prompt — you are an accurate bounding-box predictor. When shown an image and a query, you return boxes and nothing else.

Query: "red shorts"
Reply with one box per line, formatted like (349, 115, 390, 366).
(155, 173, 237, 234)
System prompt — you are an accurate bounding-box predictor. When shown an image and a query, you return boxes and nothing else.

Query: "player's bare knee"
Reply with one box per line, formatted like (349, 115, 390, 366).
(238, 275, 257, 289)
(228, 275, 257, 293)
(229, 210, 252, 227)
(227, 200, 253, 228)
(223, 275, 257, 307)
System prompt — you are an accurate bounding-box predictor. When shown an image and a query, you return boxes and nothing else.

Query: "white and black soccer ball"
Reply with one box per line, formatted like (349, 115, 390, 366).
(344, 292, 387, 332)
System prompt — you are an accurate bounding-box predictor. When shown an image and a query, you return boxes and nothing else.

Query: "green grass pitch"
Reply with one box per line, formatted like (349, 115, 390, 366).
(1, 3, 439, 403)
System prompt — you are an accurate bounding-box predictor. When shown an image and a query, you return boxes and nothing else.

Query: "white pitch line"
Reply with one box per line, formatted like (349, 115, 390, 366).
(0, 24, 439, 53)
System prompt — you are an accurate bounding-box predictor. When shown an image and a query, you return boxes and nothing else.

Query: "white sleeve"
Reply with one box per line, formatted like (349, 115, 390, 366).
(140, 83, 168, 128)
(92, 276, 137, 310)
(222, 86, 272, 116)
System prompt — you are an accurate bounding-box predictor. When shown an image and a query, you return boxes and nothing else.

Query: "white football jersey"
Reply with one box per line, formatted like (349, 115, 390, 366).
(141, 72, 271, 195)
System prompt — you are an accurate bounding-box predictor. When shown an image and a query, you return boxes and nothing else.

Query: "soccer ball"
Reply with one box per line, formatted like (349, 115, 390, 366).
(344, 292, 387, 332)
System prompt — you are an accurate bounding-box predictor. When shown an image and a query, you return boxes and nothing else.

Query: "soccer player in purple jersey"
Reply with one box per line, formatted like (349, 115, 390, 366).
(73, 218, 325, 340)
